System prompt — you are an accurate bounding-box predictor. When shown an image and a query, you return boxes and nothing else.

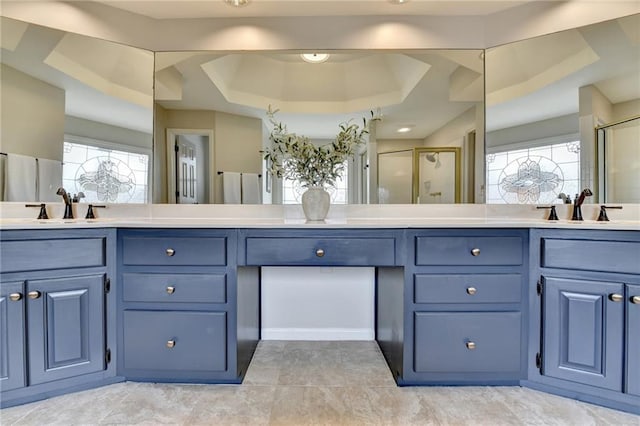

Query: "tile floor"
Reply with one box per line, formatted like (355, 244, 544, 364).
(1, 341, 639, 425)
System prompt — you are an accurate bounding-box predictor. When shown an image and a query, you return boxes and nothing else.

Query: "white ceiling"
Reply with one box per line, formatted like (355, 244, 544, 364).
(92, 0, 528, 19)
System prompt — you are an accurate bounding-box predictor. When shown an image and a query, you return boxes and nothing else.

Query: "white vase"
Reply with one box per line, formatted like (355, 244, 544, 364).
(301, 186, 330, 221)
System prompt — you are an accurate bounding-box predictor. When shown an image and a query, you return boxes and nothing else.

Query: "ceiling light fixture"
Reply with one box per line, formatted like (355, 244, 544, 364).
(224, 0, 250, 7)
(301, 53, 330, 64)
(397, 126, 413, 133)
(389, 0, 410, 4)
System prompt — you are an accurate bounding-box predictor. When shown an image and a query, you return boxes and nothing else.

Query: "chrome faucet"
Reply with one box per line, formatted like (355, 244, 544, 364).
(56, 187, 74, 219)
(571, 188, 593, 221)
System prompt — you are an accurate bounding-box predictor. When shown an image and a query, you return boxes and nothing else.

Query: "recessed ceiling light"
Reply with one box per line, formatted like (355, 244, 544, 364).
(397, 126, 413, 133)
(301, 53, 330, 64)
(224, 0, 250, 7)
(389, 0, 410, 4)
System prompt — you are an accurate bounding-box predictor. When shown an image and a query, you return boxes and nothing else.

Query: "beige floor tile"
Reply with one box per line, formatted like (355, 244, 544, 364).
(1, 341, 638, 426)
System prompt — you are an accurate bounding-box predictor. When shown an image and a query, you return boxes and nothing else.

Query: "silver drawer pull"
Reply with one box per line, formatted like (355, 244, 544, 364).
(9, 292, 22, 301)
(28, 290, 41, 300)
(166, 340, 176, 348)
(166, 248, 176, 257)
(632, 296, 640, 305)
(166, 286, 176, 294)
(470, 248, 481, 256)
(316, 248, 325, 257)
(466, 287, 477, 295)
(609, 293, 624, 302)
(466, 341, 476, 350)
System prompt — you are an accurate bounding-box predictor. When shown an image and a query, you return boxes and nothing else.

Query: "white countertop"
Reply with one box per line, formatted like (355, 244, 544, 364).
(1, 203, 638, 231)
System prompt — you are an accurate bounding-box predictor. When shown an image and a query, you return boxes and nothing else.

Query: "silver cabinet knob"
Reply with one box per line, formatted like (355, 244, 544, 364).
(9, 292, 22, 301)
(27, 290, 41, 300)
(466, 341, 476, 350)
(631, 295, 640, 305)
(166, 286, 176, 294)
(166, 340, 176, 348)
(466, 287, 477, 295)
(316, 248, 325, 257)
(609, 293, 624, 302)
(470, 248, 481, 256)
(166, 248, 176, 257)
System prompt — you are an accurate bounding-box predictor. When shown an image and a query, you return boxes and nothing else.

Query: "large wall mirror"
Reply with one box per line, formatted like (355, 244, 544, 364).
(0, 16, 153, 204)
(486, 14, 640, 204)
(154, 50, 484, 205)
(3, 14, 637, 206)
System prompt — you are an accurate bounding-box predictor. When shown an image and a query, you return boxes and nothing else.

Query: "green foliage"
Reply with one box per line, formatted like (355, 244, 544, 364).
(263, 106, 372, 189)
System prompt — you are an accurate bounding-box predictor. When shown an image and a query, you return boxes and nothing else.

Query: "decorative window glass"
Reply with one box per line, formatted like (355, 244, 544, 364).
(63, 140, 149, 203)
(282, 161, 349, 205)
(486, 141, 580, 204)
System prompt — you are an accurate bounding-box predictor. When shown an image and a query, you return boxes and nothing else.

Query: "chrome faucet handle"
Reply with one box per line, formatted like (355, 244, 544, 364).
(85, 204, 106, 219)
(597, 205, 623, 222)
(25, 203, 49, 220)
(536, 205, 558, 221)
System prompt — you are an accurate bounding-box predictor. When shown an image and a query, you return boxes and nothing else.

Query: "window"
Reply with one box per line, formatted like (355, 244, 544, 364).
(62, 137, 150, 203)
(282, 161, 349, 204)
(486, 140, 580, 204)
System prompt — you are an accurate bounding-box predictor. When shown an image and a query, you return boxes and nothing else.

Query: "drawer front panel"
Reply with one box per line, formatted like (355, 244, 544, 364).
(416, 236, 522, 266)
(1, 238, 105, 273)
(123, 310, 227, 372)
(541, 238, 640, 275)
(122, 237, 226, 266)
(245, 237, 395, 266)
(414, 312, 521, 373)
(414, 274, 521, 304)
(123, 273, 226, 304)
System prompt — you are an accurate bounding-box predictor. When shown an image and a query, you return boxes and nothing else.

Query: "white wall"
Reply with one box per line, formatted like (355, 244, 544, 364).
(261, 267, 375, 340)
(65, 115, 152, 151)
(1, 64, 65, 161)
(486, 113, 580, 151)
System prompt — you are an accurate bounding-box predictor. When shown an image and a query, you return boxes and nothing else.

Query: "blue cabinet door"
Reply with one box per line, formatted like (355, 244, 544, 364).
(0, 281, 26, 391)
(543, 276, 624, 391)
(627, 284, 640, 397)
(27, 274, 105, 385)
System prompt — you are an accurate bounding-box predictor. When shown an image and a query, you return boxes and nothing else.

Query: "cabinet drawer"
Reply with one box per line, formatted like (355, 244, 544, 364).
(414, 312, 521, 373)
(123, 310, 227, 372)
(541, 238, 640, 275)
(123, 273, 226, 304)
(414, 274, 521, 304)
(245, 237, 395, 266)
(416, 236, 522, 266)
(122, 237, 226, 266)
(1, 238, 105, 273)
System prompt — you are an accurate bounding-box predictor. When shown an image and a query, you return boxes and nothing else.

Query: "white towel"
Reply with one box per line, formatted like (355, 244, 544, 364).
(37, 158, 63, 202)
(222, 172, 241, 204)
(4, 153, 37, 201)
(241, 173, 261, 204)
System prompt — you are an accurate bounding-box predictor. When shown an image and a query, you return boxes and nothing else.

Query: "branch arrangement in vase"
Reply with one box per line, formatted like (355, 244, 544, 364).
(263, 105, 376, 189)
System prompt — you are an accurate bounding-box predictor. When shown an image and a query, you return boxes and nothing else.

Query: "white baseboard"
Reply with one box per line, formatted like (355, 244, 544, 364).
(261, 328, 375, 341)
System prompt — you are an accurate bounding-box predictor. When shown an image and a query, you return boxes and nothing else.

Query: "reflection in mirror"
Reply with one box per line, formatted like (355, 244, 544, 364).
(154, 50, 484, 204)
(413, 148, 461, 204)
(486, 14, 640, 204)
(0, 17, 154, 204)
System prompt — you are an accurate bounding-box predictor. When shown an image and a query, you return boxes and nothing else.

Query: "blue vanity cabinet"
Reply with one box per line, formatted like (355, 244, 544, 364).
(117, 229, 255, 383)
(402, 229, 528, 385)
(0, 229, 116, 408)
(628, 284, 640, 397)
(529, 229, 640, 414)
(0, 281, 26, 392)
